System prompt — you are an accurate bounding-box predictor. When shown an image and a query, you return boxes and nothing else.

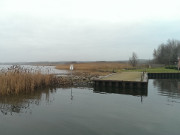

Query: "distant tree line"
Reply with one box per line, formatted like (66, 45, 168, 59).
(153, 39, 180, 65)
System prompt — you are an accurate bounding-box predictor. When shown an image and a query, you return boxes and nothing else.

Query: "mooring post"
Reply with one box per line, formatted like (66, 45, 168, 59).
(109, 81, 112, 87)
(102, 81, 106, 87)
(116, 82, 119, 87)
(122, 82, 125, 89)
(95, 81, 98, 86)
(131, 83, 134, 88)
(70, 64, 73, 85)
(137, 83, 141, 88)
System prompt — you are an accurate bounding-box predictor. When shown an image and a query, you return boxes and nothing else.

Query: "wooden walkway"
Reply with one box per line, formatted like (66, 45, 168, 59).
(94, 72, 148, 88)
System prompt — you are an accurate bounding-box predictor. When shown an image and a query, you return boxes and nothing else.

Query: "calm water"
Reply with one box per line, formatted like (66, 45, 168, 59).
(0, 79, 180, 135)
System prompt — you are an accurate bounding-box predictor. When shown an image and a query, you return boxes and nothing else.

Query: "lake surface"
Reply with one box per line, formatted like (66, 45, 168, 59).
(0, 79, 180, 135)
(0, 65, 68, 75)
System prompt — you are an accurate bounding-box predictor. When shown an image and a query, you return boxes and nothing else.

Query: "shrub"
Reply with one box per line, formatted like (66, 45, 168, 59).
(165, 65, 177, 70)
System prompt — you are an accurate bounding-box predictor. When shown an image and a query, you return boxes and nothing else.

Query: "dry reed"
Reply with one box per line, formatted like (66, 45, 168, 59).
(0, 65, 57, 95)
(56, 62, 132, 74)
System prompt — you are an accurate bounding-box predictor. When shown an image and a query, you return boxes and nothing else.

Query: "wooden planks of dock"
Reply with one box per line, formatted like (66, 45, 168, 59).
(94, 72, 148, 88)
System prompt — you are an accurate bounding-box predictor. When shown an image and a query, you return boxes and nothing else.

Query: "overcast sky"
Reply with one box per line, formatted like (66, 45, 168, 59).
(0, 0, 180, 62)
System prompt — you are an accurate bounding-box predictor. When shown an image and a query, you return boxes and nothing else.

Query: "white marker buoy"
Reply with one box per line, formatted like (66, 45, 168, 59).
(70, 64, 74, 71)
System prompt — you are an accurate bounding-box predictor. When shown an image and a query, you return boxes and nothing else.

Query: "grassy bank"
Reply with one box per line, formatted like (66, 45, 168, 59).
(0, 66, 58, 95)
(56, 62, 180, 73)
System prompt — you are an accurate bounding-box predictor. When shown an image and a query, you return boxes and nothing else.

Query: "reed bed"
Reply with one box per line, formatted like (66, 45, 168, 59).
(0, 65, 57, 95)
(56, 62, 132, 73)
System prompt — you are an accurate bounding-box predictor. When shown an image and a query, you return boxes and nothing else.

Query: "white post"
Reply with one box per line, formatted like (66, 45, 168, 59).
(70, 64, 74, 101)
(70, 64, 74, 85)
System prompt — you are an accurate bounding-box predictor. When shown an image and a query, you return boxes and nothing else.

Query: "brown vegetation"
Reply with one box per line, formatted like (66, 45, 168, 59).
(0, 66, 59, 95)
(56, 62, 132, 75)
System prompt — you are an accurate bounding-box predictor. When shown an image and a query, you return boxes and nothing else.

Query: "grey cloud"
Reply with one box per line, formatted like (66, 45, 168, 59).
(0, 0, 180, 62)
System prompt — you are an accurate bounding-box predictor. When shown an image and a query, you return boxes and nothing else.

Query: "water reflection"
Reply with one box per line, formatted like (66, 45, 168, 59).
(0, 88, 56, 115)
(153, 79, 180, 100)
(94, 86, 148, 96)
(0, 65, 67, 75)
(1, 81, 180, 135)
(2, 79, 180, 115)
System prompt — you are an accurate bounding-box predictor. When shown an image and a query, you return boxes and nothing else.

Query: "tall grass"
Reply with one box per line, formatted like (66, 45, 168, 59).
(56, 62, 132, 72)
(0, 65, 57, 95)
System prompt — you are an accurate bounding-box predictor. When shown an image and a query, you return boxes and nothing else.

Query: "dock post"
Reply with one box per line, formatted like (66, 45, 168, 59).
(130, 82, 133, 88)
(122, 82, 125, 89)
(115, 82, 119, 87)
(137, 83, 141, 88)
(102, 81, 106, 87)
(95, 81, 99, 86)
(109, 81, 112, 87)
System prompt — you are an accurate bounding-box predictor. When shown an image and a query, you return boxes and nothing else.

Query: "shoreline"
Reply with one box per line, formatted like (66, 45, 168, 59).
(56, 71, 107, 87)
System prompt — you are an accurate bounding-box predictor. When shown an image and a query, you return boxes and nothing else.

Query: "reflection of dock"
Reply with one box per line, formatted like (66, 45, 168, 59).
(94, 87, 148, 96)
(94, 72, 148, 89)
(148, 73, 180, 79)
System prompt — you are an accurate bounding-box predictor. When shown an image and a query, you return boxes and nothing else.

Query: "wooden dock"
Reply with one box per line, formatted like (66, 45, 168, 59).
(94, 72, 148, 88)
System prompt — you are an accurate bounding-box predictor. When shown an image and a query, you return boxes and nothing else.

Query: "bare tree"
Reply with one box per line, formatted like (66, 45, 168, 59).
(129, 52, 138, 67)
